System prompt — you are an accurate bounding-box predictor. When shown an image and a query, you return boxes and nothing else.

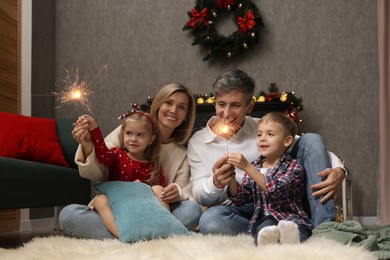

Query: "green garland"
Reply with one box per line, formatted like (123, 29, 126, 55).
(183, 0, 264, 61)
(141, 83, 303, 123)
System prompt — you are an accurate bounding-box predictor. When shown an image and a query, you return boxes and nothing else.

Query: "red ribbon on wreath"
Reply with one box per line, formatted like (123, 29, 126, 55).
(217, 0, 235, 9)
(187, 8, 209, 29)
(237, 10, 256, 34)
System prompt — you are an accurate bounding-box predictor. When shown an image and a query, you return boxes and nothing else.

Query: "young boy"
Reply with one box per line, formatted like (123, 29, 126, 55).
(227, 112, 313, 246)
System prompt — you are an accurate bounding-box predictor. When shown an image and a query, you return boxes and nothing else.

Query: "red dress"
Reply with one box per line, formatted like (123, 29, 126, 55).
(90, 127, 166, 186)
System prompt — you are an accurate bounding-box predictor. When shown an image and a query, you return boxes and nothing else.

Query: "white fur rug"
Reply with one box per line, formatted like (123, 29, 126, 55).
(0, 233, 376, 260)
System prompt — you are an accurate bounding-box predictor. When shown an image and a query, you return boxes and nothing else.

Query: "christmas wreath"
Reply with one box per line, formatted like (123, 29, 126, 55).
(182, 0, 264, 61)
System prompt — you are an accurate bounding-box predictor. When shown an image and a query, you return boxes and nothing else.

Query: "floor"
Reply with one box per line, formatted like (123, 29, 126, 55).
(0, 227, 63, 249)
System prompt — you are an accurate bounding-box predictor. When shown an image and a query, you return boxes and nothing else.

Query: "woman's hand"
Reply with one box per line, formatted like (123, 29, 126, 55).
(160, 183, 180, 203)
(72, 115, 93, 157)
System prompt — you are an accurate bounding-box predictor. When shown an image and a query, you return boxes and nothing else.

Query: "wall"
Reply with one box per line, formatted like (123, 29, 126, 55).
(31, 0, 55, 117)
(51, 0, 378, 217)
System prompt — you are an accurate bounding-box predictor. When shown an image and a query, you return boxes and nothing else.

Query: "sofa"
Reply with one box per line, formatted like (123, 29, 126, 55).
(0, 113, 91, 209)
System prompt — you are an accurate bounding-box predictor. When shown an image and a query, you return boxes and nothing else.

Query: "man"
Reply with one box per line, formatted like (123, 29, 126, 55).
(188, 69, 345, 235)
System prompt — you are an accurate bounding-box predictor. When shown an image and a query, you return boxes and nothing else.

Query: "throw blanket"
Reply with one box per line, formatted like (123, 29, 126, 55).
(312, 220, 390, 260)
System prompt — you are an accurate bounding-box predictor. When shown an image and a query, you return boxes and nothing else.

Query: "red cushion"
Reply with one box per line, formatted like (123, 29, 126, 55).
(0, 112, 69, 167)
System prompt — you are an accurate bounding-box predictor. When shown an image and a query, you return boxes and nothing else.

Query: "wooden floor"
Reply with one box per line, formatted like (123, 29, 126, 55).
(0, 227, 63, 249)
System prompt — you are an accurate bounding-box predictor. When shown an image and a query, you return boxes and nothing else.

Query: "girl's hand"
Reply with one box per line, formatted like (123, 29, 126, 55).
(160, 183, 180, 203)
(75, 115, 98, 131)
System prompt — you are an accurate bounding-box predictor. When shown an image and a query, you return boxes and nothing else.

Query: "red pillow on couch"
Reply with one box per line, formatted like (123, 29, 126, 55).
(0, 112, 69, 167)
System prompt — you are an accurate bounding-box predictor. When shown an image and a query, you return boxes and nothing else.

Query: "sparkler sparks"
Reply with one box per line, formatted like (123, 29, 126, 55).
(53, 65, 108, 114)
(212, 100, 255, 140)
(211, 100, 256, 152)
(211, 118, 236, 153)
(213, 120, 234, 140)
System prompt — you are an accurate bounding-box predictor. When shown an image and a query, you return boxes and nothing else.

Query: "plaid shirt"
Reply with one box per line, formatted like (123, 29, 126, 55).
(228, 153, 313, 234)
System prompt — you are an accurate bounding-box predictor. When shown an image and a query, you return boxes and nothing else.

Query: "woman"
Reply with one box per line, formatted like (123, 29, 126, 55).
(59, 83, 202, 239)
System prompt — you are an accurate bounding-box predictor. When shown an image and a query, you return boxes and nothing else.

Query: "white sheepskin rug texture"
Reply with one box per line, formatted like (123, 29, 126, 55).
(0, 233, 376, 260)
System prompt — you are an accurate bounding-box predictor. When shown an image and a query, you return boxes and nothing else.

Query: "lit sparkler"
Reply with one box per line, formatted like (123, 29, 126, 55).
(53, 65, 108, 114)
(212, 100, 255, 153)
(212, 119, 235, 153)
(213, 120, 234, 140)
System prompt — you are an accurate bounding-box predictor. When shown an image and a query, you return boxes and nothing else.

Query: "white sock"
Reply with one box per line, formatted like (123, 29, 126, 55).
(257, 225, 280, 246)
(277, 220, 300, 244)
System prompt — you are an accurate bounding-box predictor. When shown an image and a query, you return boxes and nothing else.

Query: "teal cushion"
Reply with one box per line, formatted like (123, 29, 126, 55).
(96, 181, 190, 243)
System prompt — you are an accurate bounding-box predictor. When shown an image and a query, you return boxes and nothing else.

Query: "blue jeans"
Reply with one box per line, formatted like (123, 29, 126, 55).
(199, 133, 335, 235)
(59, 200, 202, 239)
(290, 133, 335, 227)
(199, 203, 253, 235)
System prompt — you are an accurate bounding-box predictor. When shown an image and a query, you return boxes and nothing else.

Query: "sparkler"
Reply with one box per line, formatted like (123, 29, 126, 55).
(212, 100, 255, 153)
(213, 120, 234, 153)
(53, 65, 108, 114)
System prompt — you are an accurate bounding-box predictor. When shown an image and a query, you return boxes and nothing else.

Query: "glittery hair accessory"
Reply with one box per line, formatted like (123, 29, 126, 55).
(118, 102, 156, 131)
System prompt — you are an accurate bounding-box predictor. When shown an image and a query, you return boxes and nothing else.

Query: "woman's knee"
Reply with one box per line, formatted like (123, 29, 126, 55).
(59, 204, 82, 231)
(171, 201, 202, 231)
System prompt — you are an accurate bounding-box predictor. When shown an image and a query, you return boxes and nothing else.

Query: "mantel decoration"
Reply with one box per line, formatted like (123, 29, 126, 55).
(182, 0, 264, 61)
(141, 83, 303, 123)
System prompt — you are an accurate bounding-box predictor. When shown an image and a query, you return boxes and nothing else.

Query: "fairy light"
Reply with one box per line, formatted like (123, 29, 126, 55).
(53, 65, 108, 114)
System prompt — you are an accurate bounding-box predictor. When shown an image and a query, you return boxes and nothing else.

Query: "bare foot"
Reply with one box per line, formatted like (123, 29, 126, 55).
(257, 225, 279, 246)
(278, 220, 300, 244)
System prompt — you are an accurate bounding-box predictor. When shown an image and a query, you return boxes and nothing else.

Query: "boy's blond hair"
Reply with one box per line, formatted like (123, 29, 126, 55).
(259, 112, 298, 137)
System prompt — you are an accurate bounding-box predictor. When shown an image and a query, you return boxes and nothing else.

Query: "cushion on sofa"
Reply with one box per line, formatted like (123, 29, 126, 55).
(0, 112, 69, 167)
(56, 119, 78, 168)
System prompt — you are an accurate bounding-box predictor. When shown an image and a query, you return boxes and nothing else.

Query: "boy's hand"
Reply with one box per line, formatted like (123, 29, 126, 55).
(227, 152, 250, 171)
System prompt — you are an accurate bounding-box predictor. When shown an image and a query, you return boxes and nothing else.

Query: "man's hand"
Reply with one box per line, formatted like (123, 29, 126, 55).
(212, 155, 236, 189)
(310, 167, 345, 203)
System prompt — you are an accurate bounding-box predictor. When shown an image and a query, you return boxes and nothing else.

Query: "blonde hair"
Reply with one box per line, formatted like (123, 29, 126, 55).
(118, 113, 161, 185)
(259, 112, 298, 137)
(149, 83, 196, 145)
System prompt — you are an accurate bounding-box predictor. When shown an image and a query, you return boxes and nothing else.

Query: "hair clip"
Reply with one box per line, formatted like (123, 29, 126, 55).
(117, 102, 139, 120)
(117, 102, 156, 131)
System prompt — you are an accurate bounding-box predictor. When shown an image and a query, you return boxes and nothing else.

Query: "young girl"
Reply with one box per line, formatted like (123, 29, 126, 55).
(82, 106, 168, 238)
